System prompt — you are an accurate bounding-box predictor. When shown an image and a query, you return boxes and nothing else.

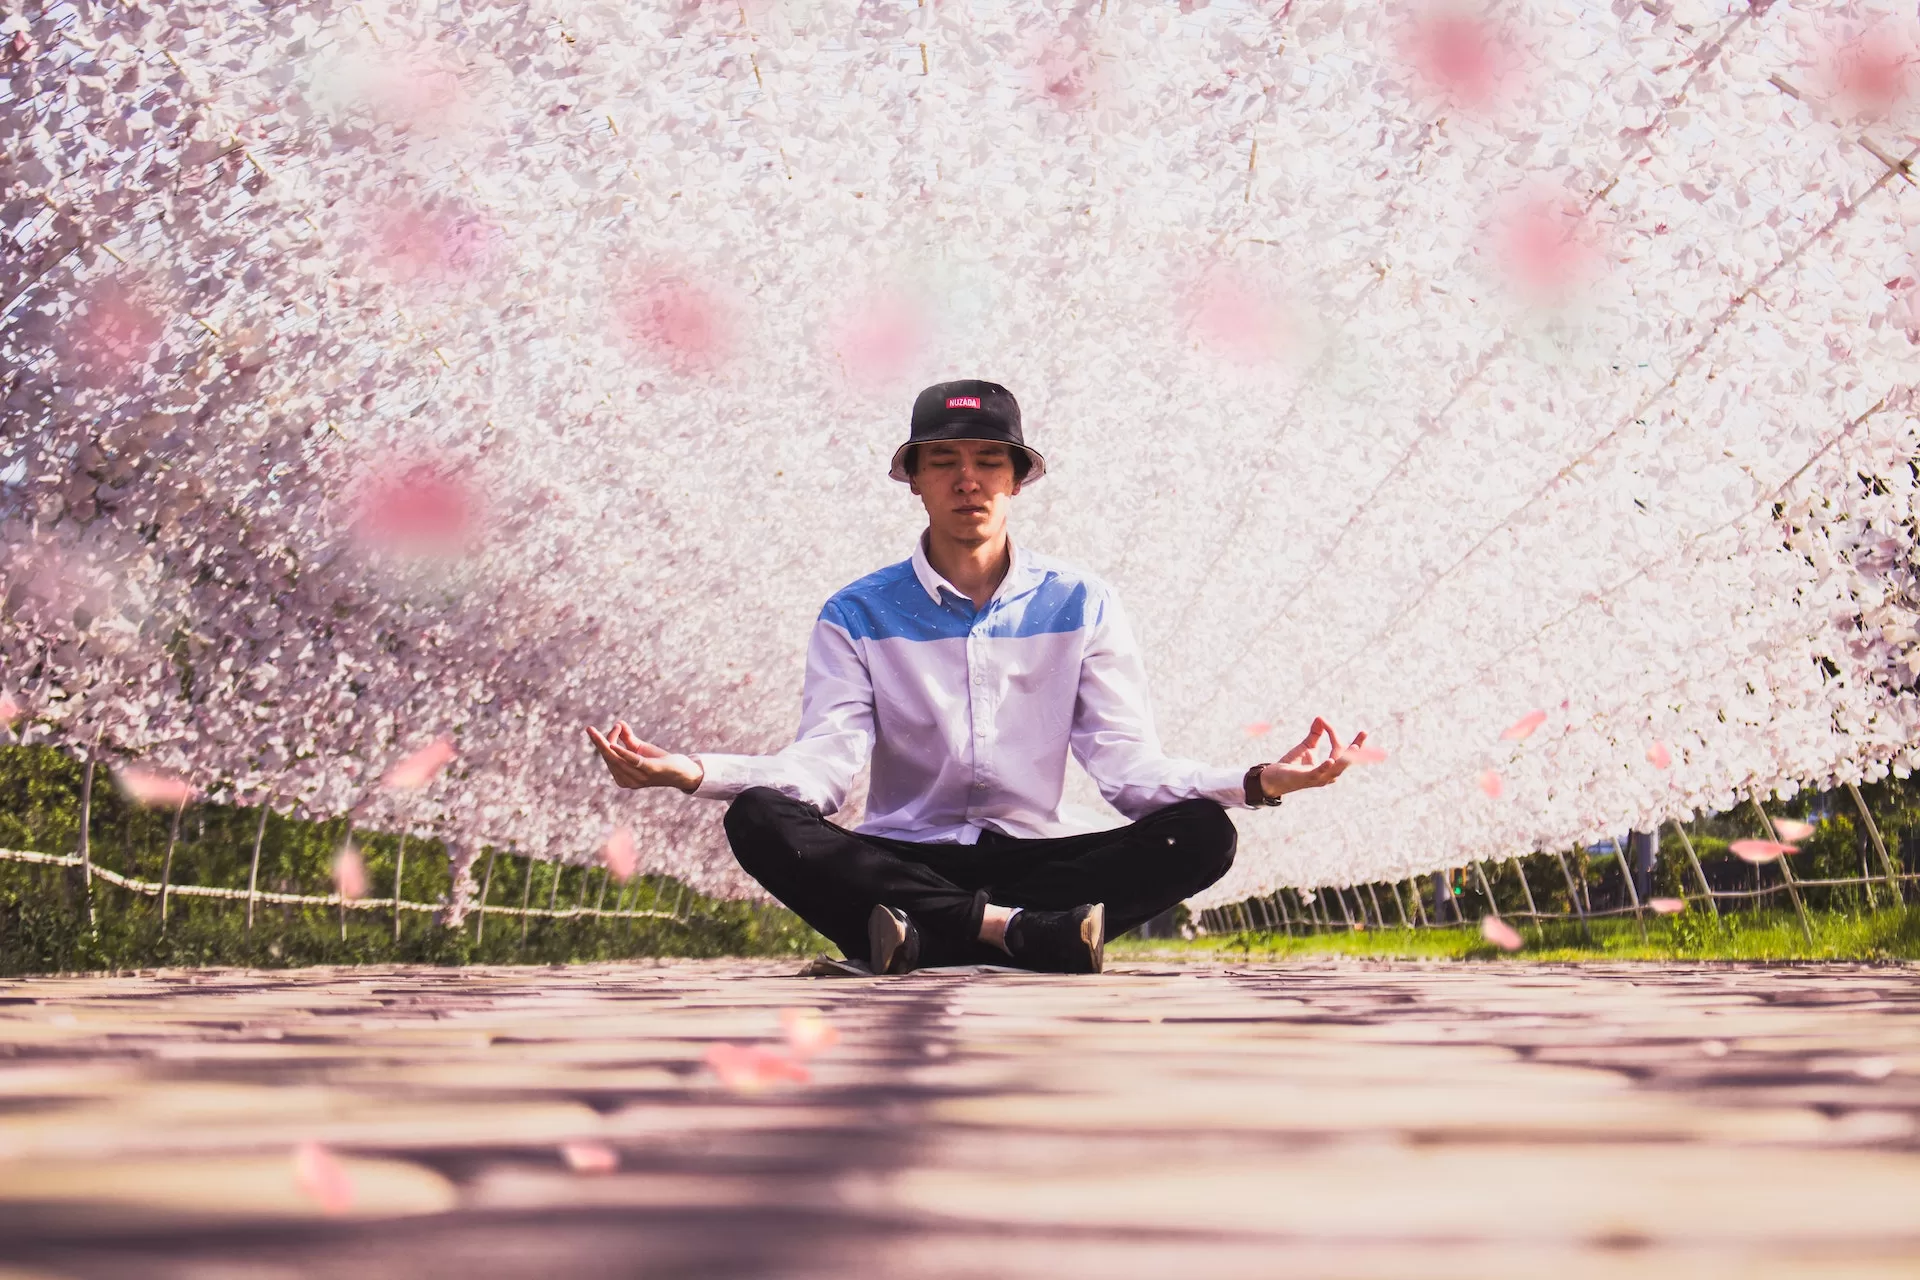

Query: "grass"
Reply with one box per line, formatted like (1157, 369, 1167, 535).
(1109, 905, 1920, 964)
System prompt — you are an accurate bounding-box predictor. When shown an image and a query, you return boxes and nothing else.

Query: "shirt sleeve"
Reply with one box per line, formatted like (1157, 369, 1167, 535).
(1068, 586, 1252, 818)
(690, 609, 873, 814)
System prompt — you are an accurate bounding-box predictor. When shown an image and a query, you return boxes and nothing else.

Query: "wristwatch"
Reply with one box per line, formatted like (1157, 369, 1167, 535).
(1245, 763, 1283, 808)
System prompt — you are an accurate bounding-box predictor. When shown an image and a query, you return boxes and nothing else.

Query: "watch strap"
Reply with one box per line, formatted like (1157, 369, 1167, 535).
(1245, 763, 1282, 808)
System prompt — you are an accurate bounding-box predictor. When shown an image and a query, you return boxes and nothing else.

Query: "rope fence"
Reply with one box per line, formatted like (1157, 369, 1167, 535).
(1200, 784, 1914, 943)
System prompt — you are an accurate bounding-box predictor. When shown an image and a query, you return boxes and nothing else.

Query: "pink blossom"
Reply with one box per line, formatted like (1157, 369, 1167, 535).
(1480, 915, 1523, 951)
(599, 827, 639, 883)
(780, 1007, 839, 1056)
(1729, 839, 1797, 864)
(113, 766, 196, 808)
(560, 1141, 619, 1174)
(705, 1042, 810, 1091)
(1499, 709, 1546, 741)
(382, 739, 456, 790)
(333, 844, 368, 901)
(292, 1142, 354, 1215)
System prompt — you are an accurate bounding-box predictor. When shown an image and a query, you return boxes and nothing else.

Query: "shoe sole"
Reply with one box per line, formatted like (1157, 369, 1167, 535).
(868, 904, 911, 975)
(1082, 903, 1106, 974)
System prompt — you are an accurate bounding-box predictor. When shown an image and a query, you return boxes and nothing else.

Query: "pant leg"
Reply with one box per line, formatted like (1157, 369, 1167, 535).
(723, 787, 989, 964)
(984, 799, 1238, 939)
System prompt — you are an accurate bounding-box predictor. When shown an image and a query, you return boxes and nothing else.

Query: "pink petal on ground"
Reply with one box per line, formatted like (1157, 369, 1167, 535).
(1730, 839, 1798, 864)
(1243, 720, 1273, 737)
(292, 1142, 355, 1215)
(780, 1008, 840, 1056)
(705, 1043, 811, 1092)
(1773, 818, 1816, 842)
(560, 1141, 619, 1174)
(1477, 769, 1503, 799)
(382, 738, 455, 790)
(332, 845, 368, 901)
(1648, 897, 1686, 914)
(599, 827, 639, 883)
(0, 694, 21, 723)
(1480, 915, 1524, 951)
(1499, 709, 1547, 741)
(1646, 741, 1672, 769)
(1337, 743, 1388, 765)
(113, 766, 196, 808)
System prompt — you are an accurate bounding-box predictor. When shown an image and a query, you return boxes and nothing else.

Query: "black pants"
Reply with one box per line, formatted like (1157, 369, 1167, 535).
(724, 787, 1237, 967)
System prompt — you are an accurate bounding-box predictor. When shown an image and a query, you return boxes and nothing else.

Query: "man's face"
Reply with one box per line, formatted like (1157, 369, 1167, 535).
(909, 439, 1023, 544)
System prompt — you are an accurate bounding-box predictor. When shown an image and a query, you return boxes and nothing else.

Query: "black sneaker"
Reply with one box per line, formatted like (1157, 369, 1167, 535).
(1005, 903, 1105, 974)
(867, 904, 922, 975)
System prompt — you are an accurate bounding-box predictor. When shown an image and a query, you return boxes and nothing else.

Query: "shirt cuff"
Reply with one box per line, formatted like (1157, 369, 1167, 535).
(689, 753, 754, 801)
(1202, 764, 1257, 810)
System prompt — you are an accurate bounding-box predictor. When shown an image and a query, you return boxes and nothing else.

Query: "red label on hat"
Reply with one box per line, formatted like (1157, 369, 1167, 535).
(946, 396, 982, 410)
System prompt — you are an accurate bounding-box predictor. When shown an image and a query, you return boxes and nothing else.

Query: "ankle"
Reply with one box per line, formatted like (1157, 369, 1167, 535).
(978, 904, 1019, 955)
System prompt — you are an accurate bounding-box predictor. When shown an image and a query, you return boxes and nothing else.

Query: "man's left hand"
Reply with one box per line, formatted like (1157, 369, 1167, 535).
(1259, 717, 1367, 800)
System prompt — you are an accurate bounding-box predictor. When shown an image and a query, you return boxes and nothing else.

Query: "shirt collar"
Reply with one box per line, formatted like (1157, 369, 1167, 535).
(911, 532, 1031, 606)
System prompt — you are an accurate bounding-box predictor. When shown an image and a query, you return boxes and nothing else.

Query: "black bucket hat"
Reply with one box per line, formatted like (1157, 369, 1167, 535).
(888, 379, 1047, 485)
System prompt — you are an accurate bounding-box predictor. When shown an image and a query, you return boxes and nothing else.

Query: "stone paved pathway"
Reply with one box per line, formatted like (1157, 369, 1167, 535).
(0, 959, 1915, 1278)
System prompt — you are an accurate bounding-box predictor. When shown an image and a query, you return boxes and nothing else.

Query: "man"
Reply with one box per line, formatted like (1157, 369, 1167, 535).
(587, 379, 1365, 974)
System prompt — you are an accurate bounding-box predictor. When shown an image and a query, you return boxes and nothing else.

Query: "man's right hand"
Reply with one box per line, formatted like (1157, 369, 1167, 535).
(585, 722, 704, 793)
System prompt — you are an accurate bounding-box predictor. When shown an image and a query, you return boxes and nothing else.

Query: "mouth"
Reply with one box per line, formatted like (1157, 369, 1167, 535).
(954, 505, 988, 516)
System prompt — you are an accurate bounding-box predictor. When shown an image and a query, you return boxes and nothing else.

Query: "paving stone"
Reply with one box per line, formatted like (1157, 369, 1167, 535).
(0, 959, 1913, 1277)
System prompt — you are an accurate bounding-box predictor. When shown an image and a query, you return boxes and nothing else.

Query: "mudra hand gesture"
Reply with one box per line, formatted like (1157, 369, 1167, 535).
(585, 721, 704, 793)
(1257, 717, 1367, 801)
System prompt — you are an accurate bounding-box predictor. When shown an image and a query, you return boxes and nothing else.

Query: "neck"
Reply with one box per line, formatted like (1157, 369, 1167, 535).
(924, 525, 1011, 610)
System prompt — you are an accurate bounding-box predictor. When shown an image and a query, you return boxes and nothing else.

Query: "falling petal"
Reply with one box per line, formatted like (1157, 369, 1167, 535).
(1700, 1039, 1729, 1058)
(1648, 897, 1686, 914)
(0, 694, 21, 724)
(1243, 720, 1273, 737)
(292, 1142, 355, 1215)
(333, 844, 368, 901)
(1499, 709, 1547, 741)
(1400, 10, 1517, 108)
(354, 460, 475, 556)
(833, 292, 927, 386)
(599, 827, 639, 882)
(382, 739, 456, 790)
(1184, 272, 1291, 365)
(705, 1042, 811, 1092)
(1337, 743, 1388, 765)
(113, 766, 196, 808)
(1853, 1057, 1896, 1080)
(1477, 769, 1503, 799)
(1494, 194, 1604, 301)
(1729, 839, 1797, 864)
(780, 1008, 839, 1056)
(1832, 33, 1913, 119)
(1480, 915, 1524, 951)
(619, 276, 732, 370)
(561, 1141, 619, 1173)
(1646, 741, 1672, 769)
(1772, 818, 1816, 842)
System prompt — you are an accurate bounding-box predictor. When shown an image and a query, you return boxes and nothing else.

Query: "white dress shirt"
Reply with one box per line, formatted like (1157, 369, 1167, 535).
(692, 535, 1251, 843)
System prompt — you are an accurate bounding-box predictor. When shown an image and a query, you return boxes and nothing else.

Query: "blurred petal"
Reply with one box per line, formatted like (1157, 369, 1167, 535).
(113, 766, 196, 808)
(1480, 915, 1524, 951)
(1477, 769, 1503, 799)
(780, 1007, 839, 1056)
(1648, 897, 1686, 914)
(1646, 741, 1672, 769)
(333, 844, 368, 901)
(1337, 744, 1388, 765)
(292, 1142, 354, 1215)
(1773, 818, 1816, 842)
(560, 1141, 619, 1173)
(1729, 839, 1797, 864)
(1499, 709, 1547, 741)
(382, 739, 456, 790)
(598, 827, 639, 882)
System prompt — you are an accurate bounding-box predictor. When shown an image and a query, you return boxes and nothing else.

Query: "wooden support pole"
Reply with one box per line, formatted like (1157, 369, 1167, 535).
(1614, 836, 1649, 943)
(1365, 882, 1388, 928)
(244, 802, 268, 932)
(1274, 890, 1294, 936)
(1846, 781, 1902, 901)
(547, 860, 562, 912)
(1749, 793, 1813, 943)
(159, 793, 185, 931)
(1332, 888, 1355, 930)
(475, 848, 496, 945)
(1555, 850, 1592, 943)
(519, 853, 534, 946)
(76, 754, 97, 930)
(1408, 879, 1428, 927)
(1471, 861, 1498, 918)
(392, 831, 407, 945)
(1669, 820, 1718, 919)
(593, 867, 610, 917)
(1384, 881, 1409, 928)
(1510, 858, 1539, 918)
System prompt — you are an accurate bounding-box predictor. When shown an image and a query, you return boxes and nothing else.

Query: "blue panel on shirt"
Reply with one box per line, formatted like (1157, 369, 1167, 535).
(823, 556, 1096, 643)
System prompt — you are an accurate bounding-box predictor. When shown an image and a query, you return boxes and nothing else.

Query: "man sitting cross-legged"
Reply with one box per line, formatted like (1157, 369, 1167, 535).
(587, 379, 1365, 974)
